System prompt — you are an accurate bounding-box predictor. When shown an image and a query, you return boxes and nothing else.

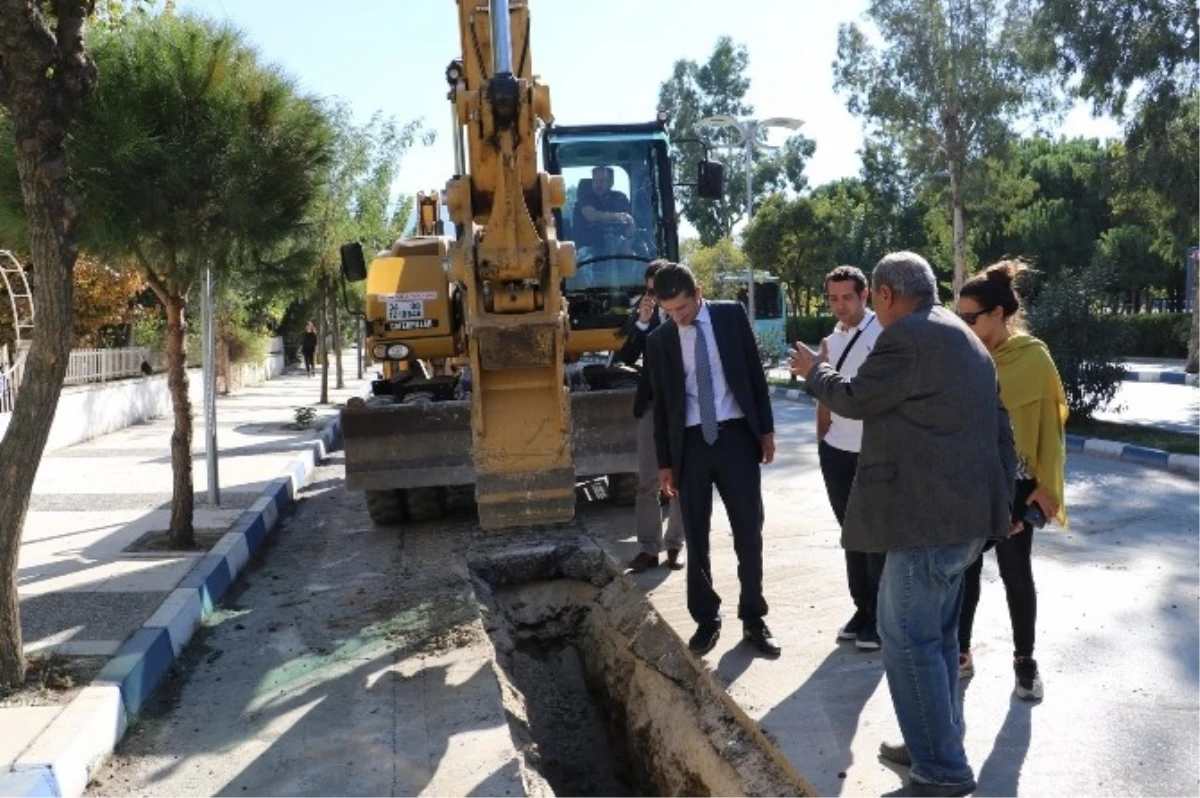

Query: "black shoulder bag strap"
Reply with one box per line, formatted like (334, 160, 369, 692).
(834, 316, 875, 372)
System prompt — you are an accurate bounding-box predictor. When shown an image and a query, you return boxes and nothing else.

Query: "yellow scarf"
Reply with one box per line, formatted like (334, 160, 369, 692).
(993, 333, 1069, 527)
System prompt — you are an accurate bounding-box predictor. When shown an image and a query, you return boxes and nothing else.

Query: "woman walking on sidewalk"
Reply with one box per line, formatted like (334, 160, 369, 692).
(955, 260, 1068, 701)
(301, 321, 318, 377)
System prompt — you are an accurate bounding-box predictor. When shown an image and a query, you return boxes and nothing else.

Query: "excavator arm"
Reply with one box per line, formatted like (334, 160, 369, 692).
(442, 0, 579, 530)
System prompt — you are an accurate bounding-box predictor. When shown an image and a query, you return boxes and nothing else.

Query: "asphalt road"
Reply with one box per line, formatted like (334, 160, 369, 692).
(87, 398, 1199, 797)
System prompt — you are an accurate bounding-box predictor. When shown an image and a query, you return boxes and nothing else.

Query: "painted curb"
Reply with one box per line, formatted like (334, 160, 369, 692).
(769, 384, 816, 407)
(0, 413, 344, 798)
(771, 385, 1196, 479)
(1123, 369, 1199, 386)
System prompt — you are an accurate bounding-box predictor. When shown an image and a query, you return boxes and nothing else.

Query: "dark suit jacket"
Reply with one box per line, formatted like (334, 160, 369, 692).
(646, 300, 774, 482)
(805, 303, 1018, 553)
(615, 308, 664, 419)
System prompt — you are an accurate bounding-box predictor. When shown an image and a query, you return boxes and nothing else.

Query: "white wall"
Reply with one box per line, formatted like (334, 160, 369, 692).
(0, 336, 284, 453)
(0, 368, 202, 453)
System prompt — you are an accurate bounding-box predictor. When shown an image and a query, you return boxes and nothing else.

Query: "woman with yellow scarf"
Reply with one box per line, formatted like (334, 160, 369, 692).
(954, 259, 1068, 702)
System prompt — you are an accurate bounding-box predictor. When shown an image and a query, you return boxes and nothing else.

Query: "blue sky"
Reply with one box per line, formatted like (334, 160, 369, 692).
(174, 0, 1123, 221)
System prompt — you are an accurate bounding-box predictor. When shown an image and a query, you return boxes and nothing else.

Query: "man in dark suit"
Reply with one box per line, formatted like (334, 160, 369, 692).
(645, 262, 779, 658)
(791, 251, 1017, 797)
(614, 261, 685, 573)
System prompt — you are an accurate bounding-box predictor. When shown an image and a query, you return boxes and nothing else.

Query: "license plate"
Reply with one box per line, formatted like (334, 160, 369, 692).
(387, 319, 438, 331)
(387, 300, 424, 321)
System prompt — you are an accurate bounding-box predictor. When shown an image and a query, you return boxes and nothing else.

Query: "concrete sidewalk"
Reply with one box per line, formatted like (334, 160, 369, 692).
(0, 356, 370, 797)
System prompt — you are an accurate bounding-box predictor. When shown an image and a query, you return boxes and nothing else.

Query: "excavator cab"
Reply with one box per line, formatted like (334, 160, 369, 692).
(544, 122, 679, 337)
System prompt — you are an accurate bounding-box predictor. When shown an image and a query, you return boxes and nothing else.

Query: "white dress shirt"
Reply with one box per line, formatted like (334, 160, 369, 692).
(678, 301, 744, 428)
(821, 310, 882, 453)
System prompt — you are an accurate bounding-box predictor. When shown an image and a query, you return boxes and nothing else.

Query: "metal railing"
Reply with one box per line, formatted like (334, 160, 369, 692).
(0, 346, 26, 414)
(63, 347, 151, 386)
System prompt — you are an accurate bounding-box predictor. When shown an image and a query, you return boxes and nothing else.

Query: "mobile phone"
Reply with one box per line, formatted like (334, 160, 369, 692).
(1022, 502, 1047, 528)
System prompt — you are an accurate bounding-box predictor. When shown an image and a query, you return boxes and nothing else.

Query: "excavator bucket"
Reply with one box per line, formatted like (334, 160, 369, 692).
(340, 388, 638, 521)
(342, 400, 474, 492)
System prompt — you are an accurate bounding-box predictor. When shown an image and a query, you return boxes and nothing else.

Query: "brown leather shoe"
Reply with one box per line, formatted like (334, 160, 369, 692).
(626, 552, 659, 573)
(666, 548, 686, 570)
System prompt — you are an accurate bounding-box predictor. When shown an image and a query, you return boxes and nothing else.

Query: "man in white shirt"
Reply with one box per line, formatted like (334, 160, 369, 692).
(815, 266, 885, 650)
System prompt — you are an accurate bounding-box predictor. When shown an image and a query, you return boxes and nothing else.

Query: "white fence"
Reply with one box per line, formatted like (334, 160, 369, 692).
(63, 347, 151, 386)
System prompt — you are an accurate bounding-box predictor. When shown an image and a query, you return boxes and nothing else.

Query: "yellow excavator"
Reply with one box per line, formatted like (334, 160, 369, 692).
(338, 0, 724, 530)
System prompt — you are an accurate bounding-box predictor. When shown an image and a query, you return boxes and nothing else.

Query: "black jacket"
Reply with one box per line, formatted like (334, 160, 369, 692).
(646, 300, 774, 481)
(615, 307, 664, 419)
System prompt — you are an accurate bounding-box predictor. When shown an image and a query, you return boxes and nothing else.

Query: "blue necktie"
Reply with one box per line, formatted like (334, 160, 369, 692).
(694, 319, 719, 445)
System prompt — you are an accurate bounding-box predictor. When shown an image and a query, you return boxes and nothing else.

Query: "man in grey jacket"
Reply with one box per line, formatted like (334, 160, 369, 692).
(791, 251, 1016, 798)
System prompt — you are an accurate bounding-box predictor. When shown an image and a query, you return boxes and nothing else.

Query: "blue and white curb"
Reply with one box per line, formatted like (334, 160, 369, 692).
(0, 414, 344, 798)
(770, 383, 1196, 479)
(769, 385, 815, 406)
(1123, 369, 1198, 386)
(1067, 434, 1198, 478)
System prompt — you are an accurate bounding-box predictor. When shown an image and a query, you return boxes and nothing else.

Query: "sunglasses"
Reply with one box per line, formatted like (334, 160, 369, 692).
(957, 309, 989, 326)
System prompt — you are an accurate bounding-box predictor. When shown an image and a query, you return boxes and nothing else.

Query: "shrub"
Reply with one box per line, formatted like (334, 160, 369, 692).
(223, 325, 267, 365)
(294, 406, 317, 428)
(786, 314, 838, 346)
(1028, 265, 1129, 421)
(1099, 313, 1190, 358)
(754, 328, 786, 369)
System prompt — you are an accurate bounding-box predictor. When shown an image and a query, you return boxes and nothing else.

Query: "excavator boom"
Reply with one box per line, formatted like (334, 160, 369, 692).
(442, 0, 578, 529)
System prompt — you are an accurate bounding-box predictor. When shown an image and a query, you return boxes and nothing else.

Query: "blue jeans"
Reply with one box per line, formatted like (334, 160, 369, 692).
(877, 539, 986, 787)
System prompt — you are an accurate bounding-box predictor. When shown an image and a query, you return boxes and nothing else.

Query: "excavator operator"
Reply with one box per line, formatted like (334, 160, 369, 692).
(573, 165, 636, 253)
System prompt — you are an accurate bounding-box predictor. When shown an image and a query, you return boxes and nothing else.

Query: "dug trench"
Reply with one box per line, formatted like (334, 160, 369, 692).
(467, 539, 815, 797)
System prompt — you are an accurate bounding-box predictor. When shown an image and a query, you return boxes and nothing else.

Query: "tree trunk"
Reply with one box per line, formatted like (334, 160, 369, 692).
(332, 287, 344, 390)
(0, 0, 97, 691)
(164, 296, 194, 547)
(949, 159, 967, 298)
(318, 280, 330, 405)
(1188, 256, 1199, 373)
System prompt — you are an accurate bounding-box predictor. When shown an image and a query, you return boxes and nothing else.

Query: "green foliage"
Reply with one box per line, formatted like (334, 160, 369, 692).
(1092, 224, 1175, 302)
(656, 36, 814, 245)
(834, 0, 1057, 290)
(742, 194, 834, 313)
(684, 237, 747, 296)
(131, 314, 166, 352)
(1099, 313, 1191, 358)
(1033, 0, 1197, 123)
(61, 14, 334, 300)
(293, 406, 317, 429)
(753, 328, 786, 370)
(308, 101, 430, 274)
(786, 315, 838, 347)
(1027, 265, 1129, 420)
(1034, 0, 1198, 367)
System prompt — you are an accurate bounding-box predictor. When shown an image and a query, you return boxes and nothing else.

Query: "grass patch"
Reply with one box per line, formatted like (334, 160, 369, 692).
(1067, 418, 1198, 455)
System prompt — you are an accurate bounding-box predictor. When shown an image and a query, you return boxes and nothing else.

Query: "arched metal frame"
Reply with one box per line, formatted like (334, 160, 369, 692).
(0, 249, 34, 348)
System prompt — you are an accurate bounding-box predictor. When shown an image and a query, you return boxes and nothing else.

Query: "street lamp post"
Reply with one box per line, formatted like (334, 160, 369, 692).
(695, 114, 804, 327)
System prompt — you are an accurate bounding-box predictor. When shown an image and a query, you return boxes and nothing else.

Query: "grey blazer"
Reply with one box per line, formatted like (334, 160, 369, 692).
(805, 303, 1017, 553)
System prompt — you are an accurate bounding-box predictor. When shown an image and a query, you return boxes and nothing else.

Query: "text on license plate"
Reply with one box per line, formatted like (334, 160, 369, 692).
(387, 300, 424, 321)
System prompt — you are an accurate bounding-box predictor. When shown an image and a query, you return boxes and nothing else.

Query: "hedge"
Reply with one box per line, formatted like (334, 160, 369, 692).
(785, 315, 838, 345)
(1099, 313, 1190, 358)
